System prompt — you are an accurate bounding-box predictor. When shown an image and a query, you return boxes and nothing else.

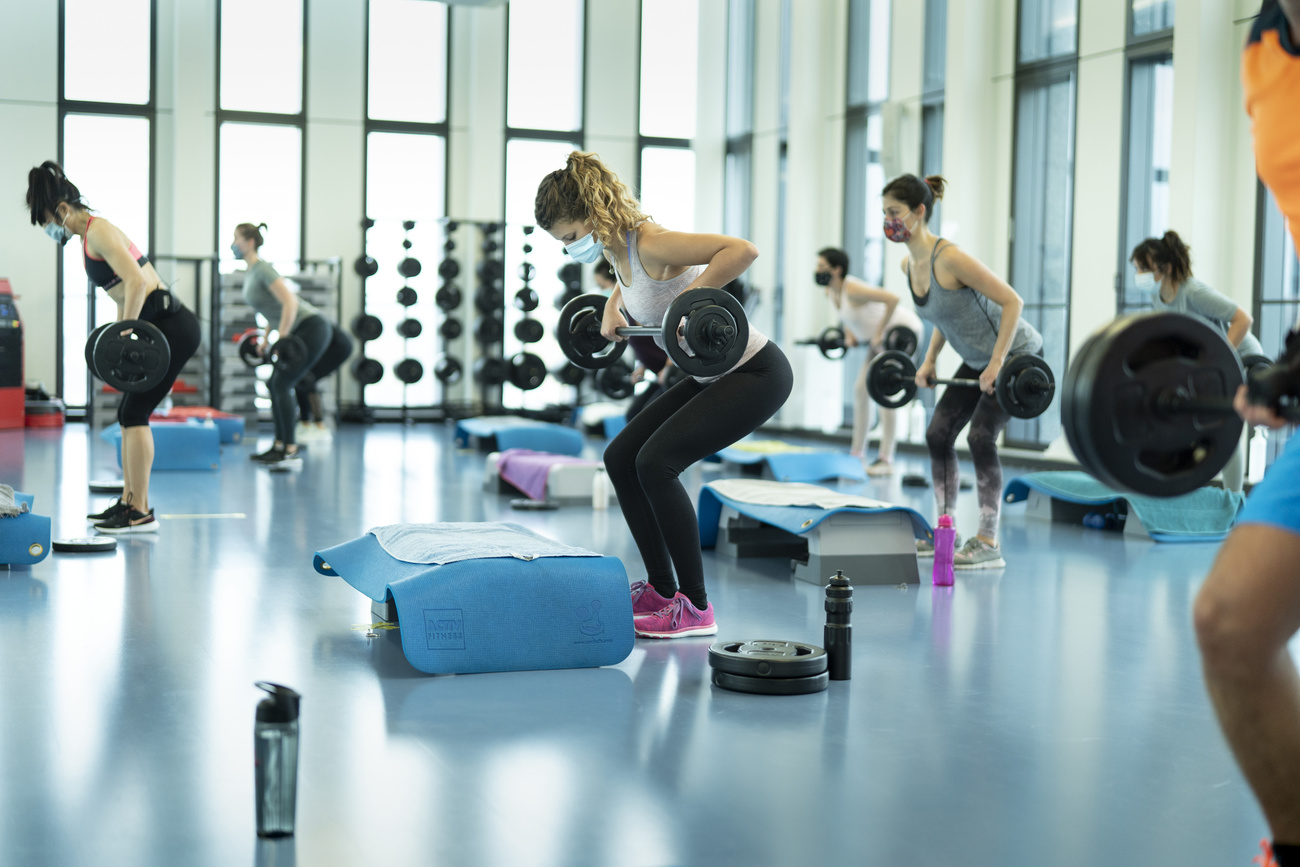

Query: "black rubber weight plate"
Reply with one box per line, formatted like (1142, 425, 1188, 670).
(52, 537, 118, 553)
(708, 640, 828, 678)
(711, 669, 829, 695)
(89, 479, 124, 494)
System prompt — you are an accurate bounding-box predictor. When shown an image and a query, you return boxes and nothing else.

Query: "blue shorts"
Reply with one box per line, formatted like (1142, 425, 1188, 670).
(1238, 433, 1300, 538)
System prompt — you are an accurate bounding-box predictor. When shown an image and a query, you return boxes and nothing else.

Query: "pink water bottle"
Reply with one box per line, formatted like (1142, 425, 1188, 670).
(932, 515, 955, 587)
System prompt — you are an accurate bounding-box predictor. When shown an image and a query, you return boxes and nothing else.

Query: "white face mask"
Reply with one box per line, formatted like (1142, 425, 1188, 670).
(1134, 271, 1157, 290)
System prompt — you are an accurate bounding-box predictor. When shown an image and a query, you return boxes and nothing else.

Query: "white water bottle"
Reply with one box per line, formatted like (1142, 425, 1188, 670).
(592, 468, 609, 509)
(1248, 427, 1268, 485)
(910, 401, 927, 444)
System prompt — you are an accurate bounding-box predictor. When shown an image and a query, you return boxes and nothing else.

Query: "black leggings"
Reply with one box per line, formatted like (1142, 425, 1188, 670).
(117, 295, 202, 428)
(925, 362, 1010, 540)
(604, 342, 793, 609)
(268, 315, 332, 444)
(294, 324, 353, 421)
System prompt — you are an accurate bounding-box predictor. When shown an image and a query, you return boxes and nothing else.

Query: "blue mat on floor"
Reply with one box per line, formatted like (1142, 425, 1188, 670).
(314, 523, 634, 674)
(454, 416, 584, 456)
(713, 447, 867, 482)
(1003, 471, 1246, 543)
(100, 421, 221, 470)
(0, 492, 51, 566)
(697, 485, 931, 548)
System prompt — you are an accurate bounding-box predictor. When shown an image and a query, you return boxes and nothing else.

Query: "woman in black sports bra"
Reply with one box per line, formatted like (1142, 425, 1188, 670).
(27, 161, 201, 535)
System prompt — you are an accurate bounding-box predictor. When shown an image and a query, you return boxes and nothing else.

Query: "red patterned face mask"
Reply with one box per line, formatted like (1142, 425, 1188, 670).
(883, 212, 918, 243)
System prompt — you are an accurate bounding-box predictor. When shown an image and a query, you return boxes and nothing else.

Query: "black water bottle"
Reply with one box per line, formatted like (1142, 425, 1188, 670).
(254, 682, 301, 838)
(824, 570, 853, 680)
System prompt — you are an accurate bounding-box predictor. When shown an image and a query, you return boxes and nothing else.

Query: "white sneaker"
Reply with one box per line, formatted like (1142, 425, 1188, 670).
(865, 459, 894, 477)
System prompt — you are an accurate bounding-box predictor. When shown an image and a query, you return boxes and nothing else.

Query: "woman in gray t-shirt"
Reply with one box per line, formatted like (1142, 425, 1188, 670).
(1130, 230, 1261, 490)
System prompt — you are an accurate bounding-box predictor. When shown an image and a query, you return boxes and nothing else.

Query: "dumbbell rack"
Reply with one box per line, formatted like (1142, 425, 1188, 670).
(214, 259, 341, 424)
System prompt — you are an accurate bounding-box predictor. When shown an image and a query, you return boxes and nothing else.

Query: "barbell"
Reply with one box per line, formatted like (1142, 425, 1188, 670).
(866, 349, 1056, 420)
(797, 324, 920, 360)
(87, 320, 172, 393)
(235, 329, 310, 374)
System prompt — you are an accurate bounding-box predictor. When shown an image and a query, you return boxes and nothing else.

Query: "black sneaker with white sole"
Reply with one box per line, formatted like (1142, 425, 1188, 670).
(94, 507, 159, 534)
(257, 446, 303, 468)
(87, 498, 130, 522)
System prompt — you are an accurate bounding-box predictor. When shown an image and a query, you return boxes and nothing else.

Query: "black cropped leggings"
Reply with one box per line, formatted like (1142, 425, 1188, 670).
(267, 315, 332, 445)
(117, 297, 202, 428)
(294, 324, 353, 421)
(925, 362, 1011, 541)
(604, 342, 793, 609)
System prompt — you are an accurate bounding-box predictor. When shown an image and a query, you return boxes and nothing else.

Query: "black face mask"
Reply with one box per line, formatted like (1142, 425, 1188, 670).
(814, 271, 833, 286)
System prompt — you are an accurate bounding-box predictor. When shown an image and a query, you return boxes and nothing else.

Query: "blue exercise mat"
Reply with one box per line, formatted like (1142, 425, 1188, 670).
(697, 484, 932, 548)
(713, 446, 867, 482)
(0, 492, 51, 566)
(314, 523, 634, 675)
(454, 416, 584, 456)
(1003, 471, 1246, 543)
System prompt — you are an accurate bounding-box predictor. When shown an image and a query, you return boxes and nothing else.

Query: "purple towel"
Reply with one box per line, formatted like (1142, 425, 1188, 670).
(497, 449, 598, 501)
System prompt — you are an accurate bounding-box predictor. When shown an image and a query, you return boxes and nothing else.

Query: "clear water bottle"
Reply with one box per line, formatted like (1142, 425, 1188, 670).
(254, 682, 301, 838)
(1248, 427, 1268, 485)
(592, 467, 609, 510)
(932, 514, 955, 587)
(910, 401, 927, 444)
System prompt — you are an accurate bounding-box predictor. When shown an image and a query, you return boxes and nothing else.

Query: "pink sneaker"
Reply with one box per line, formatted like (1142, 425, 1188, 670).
(630, 581, 676, 617)
(1254, 839, 1279, 867)
(633, 593, 717, 639)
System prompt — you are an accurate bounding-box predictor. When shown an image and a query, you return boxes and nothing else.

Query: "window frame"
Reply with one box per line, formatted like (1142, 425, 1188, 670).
(1251, 182, 1298, 468)
(1129, 0, 1176, 44)
(842, 0, 890, 288)
(636, 0, 696, 233)
(723, 0, 755, 243)
(56, 0, 160, 413)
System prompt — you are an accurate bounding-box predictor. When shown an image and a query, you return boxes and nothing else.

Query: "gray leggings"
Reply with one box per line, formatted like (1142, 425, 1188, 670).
(926, 362, 1010, 541)
(267, 315, 332, 445)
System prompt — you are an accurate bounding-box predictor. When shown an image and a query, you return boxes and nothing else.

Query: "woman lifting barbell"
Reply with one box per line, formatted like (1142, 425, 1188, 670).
(27, 161, 202, 534)
(814, 246, 923, 477)
(1130, 230, 1265, 492)
(232, 222, 341, 465)
(886, 173, 1043, 570)
(537, 151, 792, 639)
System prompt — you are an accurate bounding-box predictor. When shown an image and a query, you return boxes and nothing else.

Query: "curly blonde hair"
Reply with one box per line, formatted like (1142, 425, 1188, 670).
(534, 151, 650, 248)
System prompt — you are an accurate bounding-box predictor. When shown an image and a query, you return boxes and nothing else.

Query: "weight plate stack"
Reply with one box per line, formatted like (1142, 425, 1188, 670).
(707, 640, 830, 695)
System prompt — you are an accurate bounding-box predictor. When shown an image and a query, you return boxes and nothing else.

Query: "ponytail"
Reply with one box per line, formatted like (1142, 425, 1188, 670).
(534, 151, 650, 247)
(1130, 229, 1192, 284)
(235, 222, 268, 249)
(881, 173, 946, 222)
(25, 160, 89, 226)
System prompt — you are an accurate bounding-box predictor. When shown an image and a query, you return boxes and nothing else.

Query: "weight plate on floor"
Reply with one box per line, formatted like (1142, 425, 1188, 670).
(708, 640, 828, 678)
(93, 319, 171, 394)
(710, 668, 830, 696)
(88, 479, 124, 494)
(52, 536, 118, 554)
(865, 350, 918, 409)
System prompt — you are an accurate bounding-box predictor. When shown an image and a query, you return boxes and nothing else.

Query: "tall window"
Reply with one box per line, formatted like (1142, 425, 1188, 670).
(723, 0, 755, 241)
(921, 0, 947, 234)
(1008, 0, 1078, 448)
(771, 0, 792, 345)
(504, 0, 585, 411)
(1132, 0, 1175, 38)
(639, 0, 698, 234)
(59, 0, 156, 410)
(1117, 53, 1173, 314)
(363, 0, 449, 408)
(1254, 189, 1299, 465)
(843, 0, 891, 288)
(216, 0, 306, 269)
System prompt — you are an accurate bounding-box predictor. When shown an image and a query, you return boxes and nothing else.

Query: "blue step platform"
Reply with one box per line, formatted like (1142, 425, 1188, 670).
(1, 492, 51, 566)
(102, 421, 221, 471)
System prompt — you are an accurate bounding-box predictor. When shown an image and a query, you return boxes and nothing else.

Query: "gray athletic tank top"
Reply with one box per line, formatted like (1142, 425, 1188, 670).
(616, 226, 768, 383)
(907, 240, 1042, 369)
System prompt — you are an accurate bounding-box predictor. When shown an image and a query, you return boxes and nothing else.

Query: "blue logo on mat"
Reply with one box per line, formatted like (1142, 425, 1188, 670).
(575, 600, 604, 636)
(424, 609, 465, 650)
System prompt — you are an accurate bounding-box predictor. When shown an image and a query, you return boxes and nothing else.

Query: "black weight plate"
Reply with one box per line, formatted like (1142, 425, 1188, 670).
(85, 323, 114, 379)
(474, 356, 509, 386)
(509, 498, 560, 511)
(354, 255, 379, 278)
(556, 293, 627, 370)
(351, 356, 384, 385)
(474, 285, 504, 314)
(1062, 312, 1244, 497)
(557, 262, 582, 288)
(398, 318, 423, 339)
(884, 324, 919, 356)
(597, 363, 635, 400)
(52, 536, 118, 554)
(440, 317, 463, 340)
(481, 239, 499, 254)
(435, 356, 463, 384)
(996, 353, 1056, 419)
(708, 640, 828, 678)
(89, 479, 124, 494)
(514, 318, 544, 344)
(476, 259, 504, 284)
(518, 263, 537, 282)
(238, 333, 264, 368)
(508, 352, 547, 391)
(865, 350, 917, 409)
(435, 284, 463, 312)
(818, 326, 847, 360)
(398, 257, 422, 278)
(513, 287, 539, 312)
(662, 288, 749, 378)
(268, 335, 309, 373)
(93, 320, 171, 394)
(474, 314, 504, 345)
(396, 286, 418, 307)
(394, 359, 424, 384)
(402, 220, 416, 231)
(1242, 354, 1273, 379)
(351, 313, 383, 342)
(555, 362, 587, 386)
(711, 668, 830, 696)
(438, 258, 461, 280)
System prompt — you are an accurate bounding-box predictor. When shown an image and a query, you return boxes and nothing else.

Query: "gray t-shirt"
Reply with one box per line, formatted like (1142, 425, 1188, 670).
(241, 260, 320, 327)
(1152, 277, 1264, 357)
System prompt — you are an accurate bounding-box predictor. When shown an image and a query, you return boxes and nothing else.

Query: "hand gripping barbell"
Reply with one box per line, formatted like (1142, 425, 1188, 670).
(555, 288, 749, 379)
(1062, 312, 1300, 497)
(234, 328, 309, 373)
(866, 350, 1056, 420)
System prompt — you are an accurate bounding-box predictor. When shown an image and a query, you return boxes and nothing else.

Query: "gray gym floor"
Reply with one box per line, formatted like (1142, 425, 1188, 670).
(0, 421, 1267, 866)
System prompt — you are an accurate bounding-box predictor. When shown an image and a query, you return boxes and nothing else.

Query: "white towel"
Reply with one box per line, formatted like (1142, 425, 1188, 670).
(706, 479, 894, 511)
(371, 522, 600, 565)
(0, 484, 28, 518)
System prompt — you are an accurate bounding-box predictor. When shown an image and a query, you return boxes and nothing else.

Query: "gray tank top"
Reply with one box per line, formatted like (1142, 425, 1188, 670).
(616, 226, 768, 383)
(907, 240, 1042, 369)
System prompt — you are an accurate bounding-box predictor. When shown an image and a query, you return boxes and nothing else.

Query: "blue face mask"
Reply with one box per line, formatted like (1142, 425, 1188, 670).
(44, 221, 69, 245)
(564, 230, 605, 265)
(231, 243, 243, 259)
